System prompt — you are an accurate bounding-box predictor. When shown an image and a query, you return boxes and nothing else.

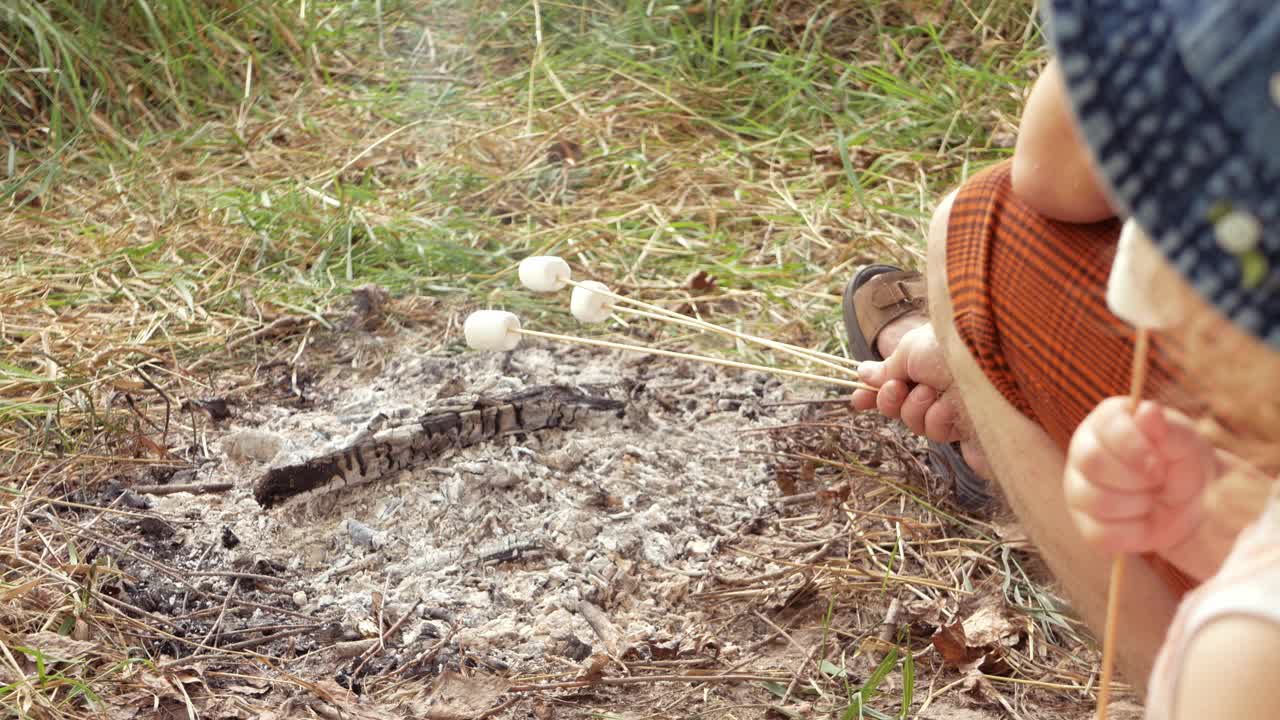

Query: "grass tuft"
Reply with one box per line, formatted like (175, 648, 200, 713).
(1, 1, 320, 149)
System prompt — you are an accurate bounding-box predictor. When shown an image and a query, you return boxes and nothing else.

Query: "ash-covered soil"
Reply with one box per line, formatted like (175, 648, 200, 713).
(71, 327, 1117, 720)
(118, 333, 813, 681)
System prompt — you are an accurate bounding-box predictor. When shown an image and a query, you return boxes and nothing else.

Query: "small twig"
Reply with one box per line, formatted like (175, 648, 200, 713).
(508, 672, 790, 692)
(759, 398, 852, 407)
(353, 600, 422, 676)
(198, 583, 238, 648)
(190, 316, 309, 370)
(576, 600, 623, 658)
(877, 597, 903, 645)
(386, 628, 457, 680)
(334, 639, 378, 658)
(716, 537, 837, 587)
(188, 570, 286, 584)
(131, 481, 233, 496)
(135, 365, 174, 443)
(782, 641, 825, 706)
(1097, 328, 1152, 720)
(751, 611, 804, 656)
(222, 625, 314, 651)
(332, 554, 381, 578)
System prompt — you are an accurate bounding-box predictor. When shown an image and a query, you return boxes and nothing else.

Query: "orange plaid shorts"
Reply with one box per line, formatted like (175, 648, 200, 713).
(944, 160, 1194, 594)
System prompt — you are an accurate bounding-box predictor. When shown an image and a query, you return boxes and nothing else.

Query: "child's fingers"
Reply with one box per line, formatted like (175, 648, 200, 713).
(1068, 413, 1158, 493)
(1069, 509, 1158, 554)
(1064, 467, 1154, 520)
(1135, 403, 1215, 504)
(1089, 398, 1163, 489)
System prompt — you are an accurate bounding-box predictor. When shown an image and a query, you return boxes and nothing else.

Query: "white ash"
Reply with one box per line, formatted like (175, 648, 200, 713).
(154, 333, 821, 673)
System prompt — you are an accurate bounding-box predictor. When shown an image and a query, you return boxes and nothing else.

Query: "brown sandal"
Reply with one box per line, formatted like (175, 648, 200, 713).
(842, 264, 928, 362)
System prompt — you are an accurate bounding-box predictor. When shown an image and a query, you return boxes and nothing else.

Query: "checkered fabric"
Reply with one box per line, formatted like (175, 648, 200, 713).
(946, 162, 1189, 448)
(1048, 0, 1280, 345)
(945, 161, 1196, 594)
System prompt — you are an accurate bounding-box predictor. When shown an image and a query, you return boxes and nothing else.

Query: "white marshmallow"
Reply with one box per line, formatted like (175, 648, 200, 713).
(1106, 219, 1183, 329)
(518, 256, 571, 292)
(570, 281, 616, 324)
(463, 310, 522, 351)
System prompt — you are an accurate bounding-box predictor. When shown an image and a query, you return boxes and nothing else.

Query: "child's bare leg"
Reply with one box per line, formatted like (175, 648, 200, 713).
(926, 192, 1178, 688)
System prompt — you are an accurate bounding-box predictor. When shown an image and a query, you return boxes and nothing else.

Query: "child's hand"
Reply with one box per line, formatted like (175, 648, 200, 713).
(1064, 398, 1218, 555)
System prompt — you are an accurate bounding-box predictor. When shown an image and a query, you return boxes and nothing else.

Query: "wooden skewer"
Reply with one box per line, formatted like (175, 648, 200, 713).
(1097, 327, 1152, 720)
(563, 278, 860, 372)
(516, 328, 874, 392)
(614, 306, 861, 379)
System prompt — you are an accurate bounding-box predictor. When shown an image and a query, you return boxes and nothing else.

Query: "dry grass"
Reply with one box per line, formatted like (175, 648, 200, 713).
(0, 1, 1097, 717)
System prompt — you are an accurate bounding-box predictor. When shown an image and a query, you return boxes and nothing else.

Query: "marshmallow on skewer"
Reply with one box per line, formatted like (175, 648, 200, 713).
(518, 256, 572, 292)
(570, 281, 617, 323)
(464, 310, 522, 351)
(1106, 219, 1183, 329)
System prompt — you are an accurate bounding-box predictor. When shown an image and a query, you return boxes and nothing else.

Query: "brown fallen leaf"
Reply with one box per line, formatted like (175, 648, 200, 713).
(306, 679, 400, 720)
(960, 593, 1024, 650)
(931, 619, 978, 667)
(546, 138, 582, 166)
(18, 631, 99, 661)
(579, 652, 609, 681)
(931, 592, 1026, 675)
(773, 465, 798, 496)
(686, 270, 717, 293)
(903, 596, 949, 628)
(349, 284, 391, 331)
(422, 671, 509, 720)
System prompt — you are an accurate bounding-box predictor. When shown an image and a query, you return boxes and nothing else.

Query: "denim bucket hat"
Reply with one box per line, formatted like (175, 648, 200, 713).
(1046, 0, 1280, 345)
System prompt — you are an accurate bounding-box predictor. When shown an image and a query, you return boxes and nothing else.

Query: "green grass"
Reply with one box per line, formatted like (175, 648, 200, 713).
(2, 1, 311, 146)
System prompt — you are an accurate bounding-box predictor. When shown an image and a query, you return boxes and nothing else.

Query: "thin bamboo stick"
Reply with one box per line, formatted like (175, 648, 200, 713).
(614, 306, 860, 379)
(1097, 327, 1152, 720)
(517, 328, 873, 391)
(563, 278, 860, 370)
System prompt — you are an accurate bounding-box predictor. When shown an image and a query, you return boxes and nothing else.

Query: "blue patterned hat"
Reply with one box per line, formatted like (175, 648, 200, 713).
(1046, 0, 1280, 345)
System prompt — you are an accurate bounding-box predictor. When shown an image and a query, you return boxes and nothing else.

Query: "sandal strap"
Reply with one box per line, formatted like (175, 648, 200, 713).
(855, 270, 927, 351)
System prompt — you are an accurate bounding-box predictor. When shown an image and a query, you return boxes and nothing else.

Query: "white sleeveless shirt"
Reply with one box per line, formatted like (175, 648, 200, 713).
(1144, 499, 1280, 718)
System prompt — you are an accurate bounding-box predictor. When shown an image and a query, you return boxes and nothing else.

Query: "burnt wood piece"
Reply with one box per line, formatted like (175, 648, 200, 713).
(254, 385, 623, 508)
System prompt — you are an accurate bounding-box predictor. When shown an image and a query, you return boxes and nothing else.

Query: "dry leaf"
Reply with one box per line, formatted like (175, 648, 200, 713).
(19, 631, 99, 660)
(991, 521, 1031, 548)
(904, 596, 948, 628)
(773, 466, 798, 496)
(422, 672, 509, 720)
(815, 479, 849, 506)
(307, 679, 400, 720)
(686, 270, 717, 293)
(578, 652, 609, 681)
(546, 138, 582, 166)
(961, 599, 1021, 649)
(930, 619, 976, 667)
(931, 593, 1026, 673)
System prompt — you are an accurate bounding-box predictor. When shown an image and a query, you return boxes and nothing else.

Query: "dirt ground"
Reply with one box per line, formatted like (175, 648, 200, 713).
(28, 308, 1141, 719)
